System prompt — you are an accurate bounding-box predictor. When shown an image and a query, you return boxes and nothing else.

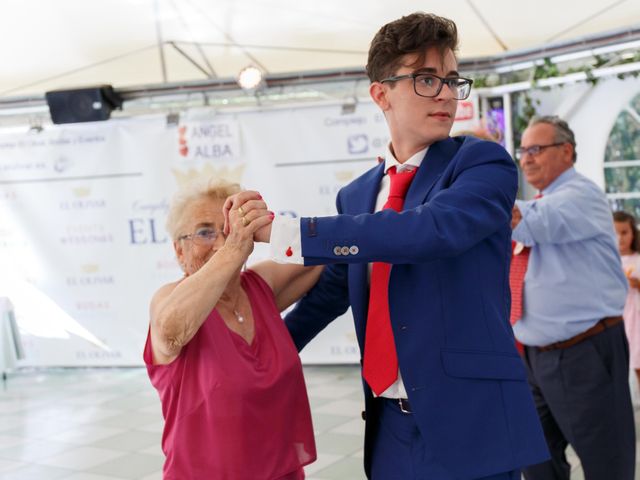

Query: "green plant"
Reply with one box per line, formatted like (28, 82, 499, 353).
(512, 91, 540, 149)
(533, 58, 560, 80)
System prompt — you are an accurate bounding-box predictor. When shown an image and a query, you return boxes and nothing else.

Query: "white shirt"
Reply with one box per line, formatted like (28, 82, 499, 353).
(271, 144, 428, 398)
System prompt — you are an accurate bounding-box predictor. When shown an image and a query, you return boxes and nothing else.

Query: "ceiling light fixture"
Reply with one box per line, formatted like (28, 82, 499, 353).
(237, 65, 264, 91)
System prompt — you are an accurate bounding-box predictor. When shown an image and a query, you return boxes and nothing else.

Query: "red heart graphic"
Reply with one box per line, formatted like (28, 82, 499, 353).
(179, 145, 189, 157)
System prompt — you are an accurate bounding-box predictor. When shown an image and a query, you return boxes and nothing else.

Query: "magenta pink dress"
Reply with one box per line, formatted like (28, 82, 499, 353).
(144, 270, 316, 479)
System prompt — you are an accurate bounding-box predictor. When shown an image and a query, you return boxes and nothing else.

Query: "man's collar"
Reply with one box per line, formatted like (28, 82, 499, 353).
(541, 167, 576, 195)
(384, 144, 428, 173)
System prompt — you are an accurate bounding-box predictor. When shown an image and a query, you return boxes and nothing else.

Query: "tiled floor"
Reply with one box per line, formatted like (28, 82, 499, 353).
(0, 366, 638, 479)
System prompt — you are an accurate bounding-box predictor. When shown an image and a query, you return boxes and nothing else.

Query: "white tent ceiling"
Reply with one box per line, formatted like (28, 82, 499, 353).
(1, 0, 639, 98)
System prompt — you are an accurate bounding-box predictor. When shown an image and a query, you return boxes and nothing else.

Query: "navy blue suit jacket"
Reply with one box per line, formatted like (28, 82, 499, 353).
(285, 136, 549, 479)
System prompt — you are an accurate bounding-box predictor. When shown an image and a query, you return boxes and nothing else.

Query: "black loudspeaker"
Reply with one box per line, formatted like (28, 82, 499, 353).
(45, 85, 123, 124)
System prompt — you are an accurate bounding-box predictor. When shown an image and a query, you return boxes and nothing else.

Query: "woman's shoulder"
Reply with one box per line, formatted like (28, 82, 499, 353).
(242, 269, 278, 308)
(151, 280, 180, 302)
(242, 269, 270, 291)
(149, 280, 181, 317)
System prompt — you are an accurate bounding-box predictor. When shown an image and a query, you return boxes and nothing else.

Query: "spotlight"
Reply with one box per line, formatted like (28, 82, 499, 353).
(237, 65, 264, 91)
(45, 85, 122, 124)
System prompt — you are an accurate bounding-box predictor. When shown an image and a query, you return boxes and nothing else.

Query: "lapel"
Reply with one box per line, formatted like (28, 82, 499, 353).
(348, 162, 384, 335)
(404, 137, 459, 209)
(351, 162, 385, 215)
(349, 139, 460, 338)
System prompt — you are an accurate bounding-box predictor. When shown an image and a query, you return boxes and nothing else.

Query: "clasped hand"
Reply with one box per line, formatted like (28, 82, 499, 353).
(511, 205, 522, 230)
(223, 191, 273, 243)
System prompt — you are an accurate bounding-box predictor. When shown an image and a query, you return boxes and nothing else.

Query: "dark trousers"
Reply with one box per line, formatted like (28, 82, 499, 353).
(370, 398, 520, 480)
(522, 323, 635, 480)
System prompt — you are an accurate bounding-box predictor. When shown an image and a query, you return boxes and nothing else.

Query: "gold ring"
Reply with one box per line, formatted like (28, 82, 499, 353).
(242, 216, 250, 227)
(237, 206, 245, 217)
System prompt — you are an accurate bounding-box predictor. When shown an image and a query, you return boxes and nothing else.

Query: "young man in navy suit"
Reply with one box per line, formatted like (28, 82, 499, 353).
(226, 12, 549, 480)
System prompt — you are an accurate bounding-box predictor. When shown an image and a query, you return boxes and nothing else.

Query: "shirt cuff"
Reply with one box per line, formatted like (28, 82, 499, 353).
(270, 216, 304, 264)
(512, 200, 535, 246)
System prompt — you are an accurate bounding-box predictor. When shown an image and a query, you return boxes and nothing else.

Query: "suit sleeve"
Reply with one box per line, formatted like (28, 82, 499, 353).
(301, 141, 517, 265)
(284, 262, 350, 351)
(284, 191, 351, 351)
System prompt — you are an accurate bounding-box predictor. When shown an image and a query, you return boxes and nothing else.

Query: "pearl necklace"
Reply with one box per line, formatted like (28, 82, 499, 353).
(221, 290, 245, 323)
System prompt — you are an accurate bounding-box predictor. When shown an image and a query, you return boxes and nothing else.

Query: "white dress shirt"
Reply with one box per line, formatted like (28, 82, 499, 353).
(271, 144, 428, 399)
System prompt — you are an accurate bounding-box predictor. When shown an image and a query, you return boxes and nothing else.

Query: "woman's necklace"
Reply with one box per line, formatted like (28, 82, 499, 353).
(220, 284, 246, 324)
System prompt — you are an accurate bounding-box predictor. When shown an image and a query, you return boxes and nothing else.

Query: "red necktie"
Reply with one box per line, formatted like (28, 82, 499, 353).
(363, 166, 418, 395)
(509, 194, 542, 353)
(509, 243, 530, 340)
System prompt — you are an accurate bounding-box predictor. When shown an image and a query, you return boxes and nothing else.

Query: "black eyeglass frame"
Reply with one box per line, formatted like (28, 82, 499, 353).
(380, 73, 474, 100)
(515, 142, 567, 159)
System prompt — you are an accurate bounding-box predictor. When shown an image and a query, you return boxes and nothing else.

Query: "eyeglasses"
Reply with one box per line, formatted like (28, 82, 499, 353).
(178, 227, 225, 246)
(515, 142, 566, 159)
(380, 73, 473, 100)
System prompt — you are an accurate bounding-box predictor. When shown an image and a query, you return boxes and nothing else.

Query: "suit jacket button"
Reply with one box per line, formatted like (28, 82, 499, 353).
(349, 245, 359, 255)
(333, 246, 342, 256)
(340, 246, 350, 256)
(361, 410, 366, 421)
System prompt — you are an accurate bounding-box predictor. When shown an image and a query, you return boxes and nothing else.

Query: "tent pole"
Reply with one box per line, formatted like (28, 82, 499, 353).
(154, 0, 168, 83)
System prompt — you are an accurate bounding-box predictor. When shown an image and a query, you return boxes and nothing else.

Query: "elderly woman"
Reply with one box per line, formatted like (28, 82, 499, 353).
(144, 179, 320, 479)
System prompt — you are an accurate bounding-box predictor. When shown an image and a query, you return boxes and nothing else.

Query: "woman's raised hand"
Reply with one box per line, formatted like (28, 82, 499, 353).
(223, 191, 274, 243)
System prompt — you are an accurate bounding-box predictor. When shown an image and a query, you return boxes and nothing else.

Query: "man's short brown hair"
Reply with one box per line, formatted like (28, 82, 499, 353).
(366, 12, 459, 83)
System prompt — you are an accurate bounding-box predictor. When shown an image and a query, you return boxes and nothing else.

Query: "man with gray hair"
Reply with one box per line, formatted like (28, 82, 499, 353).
(511, 115, 635, 479)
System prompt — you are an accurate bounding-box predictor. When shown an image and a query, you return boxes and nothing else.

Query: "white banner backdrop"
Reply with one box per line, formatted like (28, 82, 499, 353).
(0, 98, 478, 366)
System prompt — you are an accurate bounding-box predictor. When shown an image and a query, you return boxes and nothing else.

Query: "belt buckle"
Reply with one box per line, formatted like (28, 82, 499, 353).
(398, 398, 411, 414)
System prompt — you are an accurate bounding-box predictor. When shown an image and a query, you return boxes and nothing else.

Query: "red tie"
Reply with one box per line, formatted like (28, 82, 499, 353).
(509, 244, 530, 327)
(363, 166, 418, 395)
(509, 194, 542, 353)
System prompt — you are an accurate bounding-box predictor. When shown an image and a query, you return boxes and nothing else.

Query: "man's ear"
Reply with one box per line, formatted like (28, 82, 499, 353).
(369, 82, 390, 111)
(562, 143, 575, 164)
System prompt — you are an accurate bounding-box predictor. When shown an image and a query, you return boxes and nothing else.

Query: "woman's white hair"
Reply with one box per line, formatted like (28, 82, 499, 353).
(165, 178, 241, 241)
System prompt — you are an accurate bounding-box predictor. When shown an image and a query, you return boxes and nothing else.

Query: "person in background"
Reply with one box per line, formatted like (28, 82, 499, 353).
(511, 116, 635, 480)
(614, 210, 640, 395)
(144, 178, 320, 479)
(226, 12, 548, 480)
(453, 127, 499, 142)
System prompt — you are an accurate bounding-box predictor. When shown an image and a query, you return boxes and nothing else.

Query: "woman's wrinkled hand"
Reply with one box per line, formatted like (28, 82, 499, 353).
(223, 191, 274, 243)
